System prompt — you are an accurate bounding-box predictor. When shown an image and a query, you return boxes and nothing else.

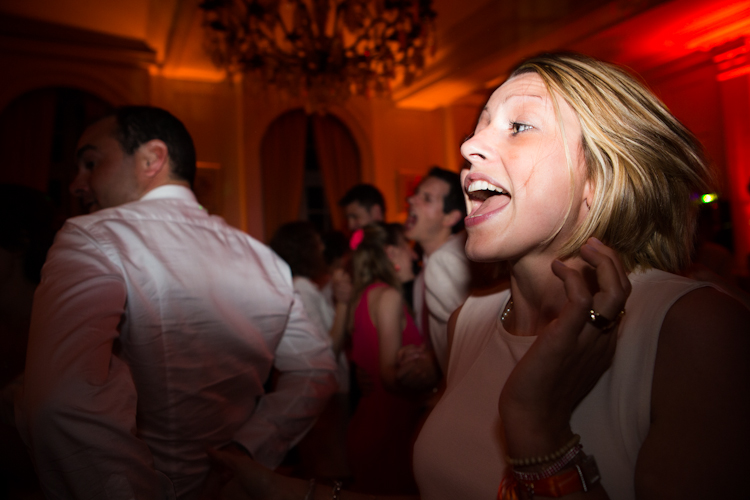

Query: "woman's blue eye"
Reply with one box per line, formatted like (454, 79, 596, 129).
(511, 122, 533, 134)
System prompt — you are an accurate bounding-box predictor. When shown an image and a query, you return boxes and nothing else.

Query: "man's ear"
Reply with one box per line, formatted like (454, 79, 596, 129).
(136, 139, 169, 180)
(369, 204, 384, 222)
(442, 209, 463, 230)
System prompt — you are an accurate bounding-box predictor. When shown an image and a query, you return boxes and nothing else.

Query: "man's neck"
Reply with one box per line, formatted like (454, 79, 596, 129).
(420, 230, 453, 258)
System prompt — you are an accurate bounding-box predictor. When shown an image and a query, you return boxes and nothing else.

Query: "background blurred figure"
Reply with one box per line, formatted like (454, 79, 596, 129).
(684, 202, 750, 310)
(398, 167, 470, 390)
(271, 221, 352, 361)
(0, 184, 55, 500)
(338, 184, 385, 232)
(270, 221, 353, 482)
(346, 222, 423, 495)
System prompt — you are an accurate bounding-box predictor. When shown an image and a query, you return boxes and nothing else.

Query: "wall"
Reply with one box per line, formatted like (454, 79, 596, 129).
(150, 76, 244, 228)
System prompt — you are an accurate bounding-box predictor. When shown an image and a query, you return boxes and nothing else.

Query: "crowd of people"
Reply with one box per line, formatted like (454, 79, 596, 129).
(1, 51, 749, 500)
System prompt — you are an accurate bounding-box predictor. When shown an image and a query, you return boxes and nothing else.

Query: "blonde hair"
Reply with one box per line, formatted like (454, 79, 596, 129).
(510, 52, 712, 273)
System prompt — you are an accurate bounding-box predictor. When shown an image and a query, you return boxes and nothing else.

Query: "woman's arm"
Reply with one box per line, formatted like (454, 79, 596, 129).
(329, 269, 352, 356)
(373, 286, 408, 392)
(498, 239, 630, 499)
(635, 287, 750, 498)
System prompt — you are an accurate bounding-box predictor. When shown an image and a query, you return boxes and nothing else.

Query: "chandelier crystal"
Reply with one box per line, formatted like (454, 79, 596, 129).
(199, 0, 436, 104)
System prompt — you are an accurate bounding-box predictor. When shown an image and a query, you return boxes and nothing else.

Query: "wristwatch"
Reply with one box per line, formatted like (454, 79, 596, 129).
(518, 454, 601, 498)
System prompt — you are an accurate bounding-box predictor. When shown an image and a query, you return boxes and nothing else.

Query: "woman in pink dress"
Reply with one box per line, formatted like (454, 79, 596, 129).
(346, 222, 423, 495)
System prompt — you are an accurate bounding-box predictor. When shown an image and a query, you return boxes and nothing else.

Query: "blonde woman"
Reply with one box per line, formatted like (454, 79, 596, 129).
(345, 222, 423, 495)
(209, 53, 749, 500)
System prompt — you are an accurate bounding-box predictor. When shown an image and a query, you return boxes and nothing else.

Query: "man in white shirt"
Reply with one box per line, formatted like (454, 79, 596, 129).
(16, 107, 337, 499)
(399, 167, 472, 382)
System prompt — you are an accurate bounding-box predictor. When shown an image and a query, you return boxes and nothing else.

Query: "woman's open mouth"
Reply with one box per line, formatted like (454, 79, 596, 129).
(465, 179, 510, 226)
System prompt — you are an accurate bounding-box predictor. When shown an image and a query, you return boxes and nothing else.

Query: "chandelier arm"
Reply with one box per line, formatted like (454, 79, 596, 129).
(247, 10, 297, 63)
(286, 0, 318, 59)
(347, 17, 389, 54)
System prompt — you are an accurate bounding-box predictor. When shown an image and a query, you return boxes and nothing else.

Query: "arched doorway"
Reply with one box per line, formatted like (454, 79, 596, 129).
(0, 87, 113, 225)
(260, 109, 361, 241)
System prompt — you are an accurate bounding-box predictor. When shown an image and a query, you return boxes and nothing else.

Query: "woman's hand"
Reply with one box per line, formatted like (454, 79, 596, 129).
(332, 269, 353, 305)
(499, 238, 631, 457)
(396, 344, 440, 392)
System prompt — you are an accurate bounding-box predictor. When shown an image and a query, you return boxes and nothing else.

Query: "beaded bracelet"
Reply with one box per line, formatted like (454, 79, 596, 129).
(506, 433, 581, 467)
(331, 480, 343, 500)
(512, 444, 582, 481)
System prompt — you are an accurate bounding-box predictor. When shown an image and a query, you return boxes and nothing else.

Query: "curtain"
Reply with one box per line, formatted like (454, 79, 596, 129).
(311, 114, 361, 231)
(0, 89, 57, 191)
(261, 109, 308, 242)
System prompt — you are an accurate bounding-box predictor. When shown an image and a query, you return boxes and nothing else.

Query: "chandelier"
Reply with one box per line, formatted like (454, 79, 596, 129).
(199, 0, 436, 104)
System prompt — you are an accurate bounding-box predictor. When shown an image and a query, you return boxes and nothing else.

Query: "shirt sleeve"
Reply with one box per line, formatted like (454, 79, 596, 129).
(424, 245, 472, 371)
(16, 223, 175, 500)
(294, 278, 332, 337)
(233, 270, 337, 469)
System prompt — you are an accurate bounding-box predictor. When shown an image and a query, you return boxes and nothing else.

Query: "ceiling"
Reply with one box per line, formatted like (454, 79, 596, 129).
(1, 0, 748, 109)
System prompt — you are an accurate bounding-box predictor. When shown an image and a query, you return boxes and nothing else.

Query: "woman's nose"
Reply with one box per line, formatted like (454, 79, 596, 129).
(461, 131, 489, 164)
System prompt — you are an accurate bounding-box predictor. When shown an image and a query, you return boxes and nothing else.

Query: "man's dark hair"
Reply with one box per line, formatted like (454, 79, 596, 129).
(426, 166, 465, 233)
(111, 106, 197, 186)
(270, 221, 327, 281)
(338, 184, 385, 214)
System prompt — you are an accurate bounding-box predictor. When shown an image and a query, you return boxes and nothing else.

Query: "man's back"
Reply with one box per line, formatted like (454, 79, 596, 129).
(19, 186, 336, 499)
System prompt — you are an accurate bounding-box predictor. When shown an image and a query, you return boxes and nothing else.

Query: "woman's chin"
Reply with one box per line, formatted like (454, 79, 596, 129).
(465, 242, 502, 263)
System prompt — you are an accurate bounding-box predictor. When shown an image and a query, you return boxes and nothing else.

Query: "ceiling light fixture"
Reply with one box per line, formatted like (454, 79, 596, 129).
(199, 0, 436, 108)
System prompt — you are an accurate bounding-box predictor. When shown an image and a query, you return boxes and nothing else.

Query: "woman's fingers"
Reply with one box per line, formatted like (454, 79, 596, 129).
(579, 240, 630, 327)
(586, 237, 631, 293)
(550, 259, 593, 336)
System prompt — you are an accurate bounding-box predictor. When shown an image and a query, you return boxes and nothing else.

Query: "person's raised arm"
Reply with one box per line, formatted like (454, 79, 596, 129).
(499, 239, 630, 500)
(16, 223, 174, 499)
(634, 287, 750, 498)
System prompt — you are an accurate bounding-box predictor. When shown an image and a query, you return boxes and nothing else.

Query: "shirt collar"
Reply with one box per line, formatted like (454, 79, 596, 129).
(140, 185, 197, 204)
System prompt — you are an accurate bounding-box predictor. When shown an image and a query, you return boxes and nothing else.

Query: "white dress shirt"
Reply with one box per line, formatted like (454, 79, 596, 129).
(17, 185, 337, 500)
(293, 276, 349, 393)
(414, 232, 472, 372)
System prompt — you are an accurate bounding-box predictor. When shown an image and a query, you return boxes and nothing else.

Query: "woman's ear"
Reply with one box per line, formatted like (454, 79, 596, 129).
(582, 178, 593, 212)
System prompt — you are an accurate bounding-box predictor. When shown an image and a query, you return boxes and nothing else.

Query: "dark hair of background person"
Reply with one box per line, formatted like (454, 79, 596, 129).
(322, 230, 350, 268)
(107, 106, 197, 187)
(270, 221, 328, 282)
(0, 184, 55, 284)
(426, 166, 465, 233)
(338, 184, 386, 214)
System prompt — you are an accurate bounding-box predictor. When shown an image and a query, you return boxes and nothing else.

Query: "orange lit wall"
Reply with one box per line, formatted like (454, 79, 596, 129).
(0, 0, 149, 39)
